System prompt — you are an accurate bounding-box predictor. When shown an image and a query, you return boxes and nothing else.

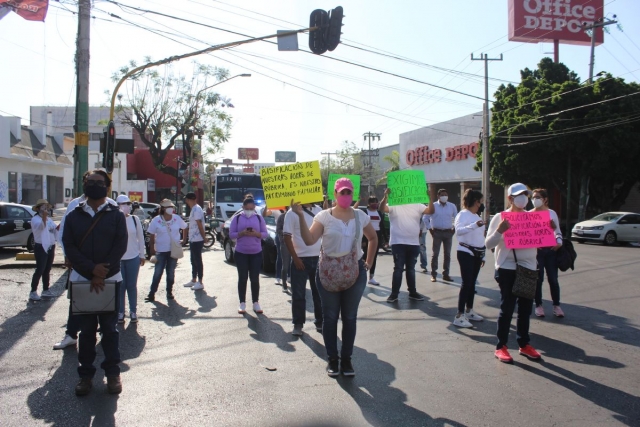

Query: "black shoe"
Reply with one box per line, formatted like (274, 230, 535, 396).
(107, 376, 122, 394)
(409, 292, 425, 301)
(421, 268, 429, 274)
(341, 358, 355, 376)
(282, 284, 288, 293)
(443, 275, 453, 282)
(75, 377, 92, 396)
(386, 295, 398, 303)
(327, 358, 340, 377)
(145, 293, 155, 302)
(167, 292, 175, 300)
(315, 323, 323, 333)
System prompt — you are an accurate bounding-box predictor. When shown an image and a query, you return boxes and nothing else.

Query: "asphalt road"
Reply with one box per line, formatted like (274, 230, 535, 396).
(0, 240, 639, 427)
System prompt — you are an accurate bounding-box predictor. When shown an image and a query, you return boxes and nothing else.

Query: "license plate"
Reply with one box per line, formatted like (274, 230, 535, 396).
(576, 230, 583, 235)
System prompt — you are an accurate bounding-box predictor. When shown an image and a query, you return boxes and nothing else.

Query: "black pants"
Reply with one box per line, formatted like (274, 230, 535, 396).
(362, 229, 382, 276)
(235, 251, 261, 303)
(457, 251, 482, 312)
(31, 244, 55, 292)
(496, 268, 533, 350)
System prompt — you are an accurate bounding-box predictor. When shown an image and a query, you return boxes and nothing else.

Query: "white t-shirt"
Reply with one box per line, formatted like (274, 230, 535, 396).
(147, 214, 187, 252)
(455, 209, 486, 258)
(189, 204, 205, 242)
(283, 205, 322, 257)
(388, 204, 426, 246)
(31, 214, 57, 251)
(314, 208, 370, 258)
(367, 209, 382, 231)
(123, 215, 146, 261)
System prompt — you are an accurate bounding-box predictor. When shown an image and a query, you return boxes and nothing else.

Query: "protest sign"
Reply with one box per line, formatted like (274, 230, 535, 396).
(327, 174, 360, 200)
(386, 170, 429, 206)
(502, 210, 556, 249)
(260, 161, 323, 208)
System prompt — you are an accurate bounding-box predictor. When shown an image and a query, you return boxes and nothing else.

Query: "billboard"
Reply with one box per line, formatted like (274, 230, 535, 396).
(508, 0, 603, 46)
(275, 151, 296, 162)
(238, 148, 259, 160)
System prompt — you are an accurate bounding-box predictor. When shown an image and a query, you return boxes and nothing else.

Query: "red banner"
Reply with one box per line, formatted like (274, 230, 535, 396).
(0, 0, 48, 21)
(238, 148, 259, 160)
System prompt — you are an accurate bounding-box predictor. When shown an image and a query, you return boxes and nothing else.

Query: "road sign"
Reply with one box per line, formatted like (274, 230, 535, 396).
(223, 158, 233, 165)
(238, 148, 259, 160)
(275, 151, 296, 162)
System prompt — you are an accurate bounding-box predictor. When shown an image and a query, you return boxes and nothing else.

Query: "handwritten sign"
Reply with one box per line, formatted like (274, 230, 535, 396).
(502, 211, 556, 249)
(387, 170, 429, 206)
(327, 174, 360, 200)
(260, 161, 323, 208)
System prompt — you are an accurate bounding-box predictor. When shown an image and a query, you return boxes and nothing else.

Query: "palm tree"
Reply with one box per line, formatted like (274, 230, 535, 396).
(376, 150, 400, 185)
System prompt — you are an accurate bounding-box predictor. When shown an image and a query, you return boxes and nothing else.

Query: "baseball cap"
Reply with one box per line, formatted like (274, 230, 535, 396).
(334, 177, 354, 193)
(116, 195, 131, 204)
(184, 192, 197, 200)
(507, 183, 530, 197)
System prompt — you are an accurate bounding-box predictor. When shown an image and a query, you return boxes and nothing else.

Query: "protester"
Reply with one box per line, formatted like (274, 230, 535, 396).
(274, 209, 284, 286)
(419, 213, 431, 274)
(292, 178, 378, 377)
(62, 169, 127, 395)
(380, 186, 435, 303)
(452, 189, 487, 328)
(182, 192, 208, 291)
(276, 207, 292, 293)
(284, 201, 323, 336)
(429, 189, 458, 282)
(145, 199, 187, 302)
(363, 196, 384, 285)
(486, 183, 542, 363)
(116, 195, 145, 324)
(132, 202, 146, 221)
(229, 197, 268, 314)
(29, 199, 57, 301)
(530, 188, 564, 318)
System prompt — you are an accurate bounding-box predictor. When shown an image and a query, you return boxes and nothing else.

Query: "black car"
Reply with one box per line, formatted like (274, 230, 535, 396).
(221, 210, 278, 273)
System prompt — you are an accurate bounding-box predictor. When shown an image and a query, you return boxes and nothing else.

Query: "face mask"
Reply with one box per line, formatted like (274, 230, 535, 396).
(370, 203, 379, 210)
(39, 206, 48, 213)
(532, 198, 544, 208)
(513, 194, 528, 209)
(165, 208, 174, 215)
(477, 203, 485, 215)
(244, 209, 254, 218)
(336, 194, 353, 209)
(83, 184, 107, 200)
(120, 205, 131, 215)
(439, 196, 448, 203)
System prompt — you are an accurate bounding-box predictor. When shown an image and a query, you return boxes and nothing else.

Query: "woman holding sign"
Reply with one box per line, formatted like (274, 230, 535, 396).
(485, 183, 542, 363)
(291, 178, 378, 377)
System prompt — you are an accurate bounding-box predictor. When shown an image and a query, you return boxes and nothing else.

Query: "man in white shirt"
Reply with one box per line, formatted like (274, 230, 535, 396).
(429, 189, 458, 282)
(284, 202, 323, 336)
(182, 192, 208, 291)
(419, 214, 431, 274)
(380, 186, 435, 303)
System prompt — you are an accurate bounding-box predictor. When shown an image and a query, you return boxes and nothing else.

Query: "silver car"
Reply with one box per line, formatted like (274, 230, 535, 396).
(572, 212, 640, 245)
(0, 202, 36, 251)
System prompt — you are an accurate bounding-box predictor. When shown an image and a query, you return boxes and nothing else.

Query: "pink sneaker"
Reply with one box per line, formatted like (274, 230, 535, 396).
(519, 344, 541, 360)
(494, 346, 513, 363)
(553, 305, 565, 317)
(534, 305, 545, 317)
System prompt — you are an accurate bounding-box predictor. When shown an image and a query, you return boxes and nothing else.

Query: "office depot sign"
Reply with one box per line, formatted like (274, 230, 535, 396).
(508, 0, 603, 45)
(406, 142, 479, 166)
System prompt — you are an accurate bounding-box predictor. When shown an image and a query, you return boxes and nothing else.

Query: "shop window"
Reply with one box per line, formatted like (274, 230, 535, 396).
(22, 173, 43, 206)
(8, 172, 17, 203)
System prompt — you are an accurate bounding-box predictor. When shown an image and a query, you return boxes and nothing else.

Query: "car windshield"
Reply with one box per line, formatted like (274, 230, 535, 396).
(591, 213, 623, 222)
(264, 215, 276, 226)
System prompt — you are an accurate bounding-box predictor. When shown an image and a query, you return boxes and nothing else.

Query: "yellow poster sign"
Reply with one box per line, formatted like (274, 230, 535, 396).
(260, 161, 323, 208)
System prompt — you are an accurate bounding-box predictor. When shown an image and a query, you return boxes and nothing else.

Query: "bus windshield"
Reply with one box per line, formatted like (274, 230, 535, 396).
(216, 188, 265, 204)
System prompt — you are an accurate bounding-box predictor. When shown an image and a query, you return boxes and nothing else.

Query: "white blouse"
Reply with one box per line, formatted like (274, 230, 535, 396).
(314, 209, 370, 257)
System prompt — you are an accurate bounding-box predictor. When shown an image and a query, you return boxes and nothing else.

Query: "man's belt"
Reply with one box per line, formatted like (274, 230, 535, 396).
(433, 228, 454, 231)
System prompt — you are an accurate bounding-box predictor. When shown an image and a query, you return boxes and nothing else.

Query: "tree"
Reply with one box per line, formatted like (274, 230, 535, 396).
(376, 150, 400, 185)
(107, 59, 232, 179)
(482, 58, 640, 219)
(319, 141, 365, 191)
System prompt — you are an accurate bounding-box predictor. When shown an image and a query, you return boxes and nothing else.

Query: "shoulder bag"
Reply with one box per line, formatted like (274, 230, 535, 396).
(162, 215, 184, 259)
(318, 209, 361, 292)
(512, 250, 538, 300)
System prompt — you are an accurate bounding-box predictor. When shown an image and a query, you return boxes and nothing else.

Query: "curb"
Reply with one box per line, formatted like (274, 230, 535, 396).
(0, 262, 66, 270)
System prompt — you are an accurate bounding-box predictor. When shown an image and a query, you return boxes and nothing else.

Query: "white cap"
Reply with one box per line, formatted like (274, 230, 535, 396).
(116, 195, 131, 204)
(507, 183, 530, 197)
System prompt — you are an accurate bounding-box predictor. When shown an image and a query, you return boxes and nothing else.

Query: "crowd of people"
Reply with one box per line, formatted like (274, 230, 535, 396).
(27, 171, 567, 395)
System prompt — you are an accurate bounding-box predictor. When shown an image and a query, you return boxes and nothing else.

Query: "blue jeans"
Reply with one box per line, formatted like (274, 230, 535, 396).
(496, 268, 532, 349)
(274, 235, 282, 280)
(120, 256, 140, 315)
(235, 251, 262, 303)
(290, 256, 323, 326)
(316, 260, 367, 360)
(419, 233, 428, 269)
(536, 248, 560, 306)
(149, 252, 178, 295)
(390, 244, 420, 297)
(190, 240, 204, 281)
(76, 308, 121, 378)
(31, 243, 55, 292)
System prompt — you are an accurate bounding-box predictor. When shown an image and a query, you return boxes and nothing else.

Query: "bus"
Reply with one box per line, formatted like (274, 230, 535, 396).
(214, 173, 265, 220)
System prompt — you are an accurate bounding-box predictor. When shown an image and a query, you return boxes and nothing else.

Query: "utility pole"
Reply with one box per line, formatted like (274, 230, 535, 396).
(321, 151, 338, 193)
(471, 53, 502, 222)
(362, 132, 380, 196)
(584, 17, 617, 84)
(73, 0, 91, 197)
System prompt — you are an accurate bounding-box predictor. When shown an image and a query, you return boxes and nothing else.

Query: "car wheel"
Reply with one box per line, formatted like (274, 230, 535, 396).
(224, 240, 235, 263)
(203, 232, 215, 248)
(577, 239, 585, 244)
(604, 231, 617, 246)
(26, 233, 35, 252)
(262, 248, 275, 273)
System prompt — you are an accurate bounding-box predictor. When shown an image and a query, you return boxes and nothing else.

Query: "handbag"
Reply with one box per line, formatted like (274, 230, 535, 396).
(162, 216, 184, 259)
(512, 250, 538, 300)
(318, 209, 361, 292)
(460, 242, 486, 259)
(71, 280, 119, 314)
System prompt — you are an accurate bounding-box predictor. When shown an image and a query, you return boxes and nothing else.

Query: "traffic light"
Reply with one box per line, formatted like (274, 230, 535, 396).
(309, 6, 343, 55)
(326, 6, 344, 51)
(103, 120, 116, 173)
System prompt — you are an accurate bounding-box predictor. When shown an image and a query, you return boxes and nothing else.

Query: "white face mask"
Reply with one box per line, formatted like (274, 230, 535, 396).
(244, 209, 254, 218)
(532, 198, 544, 209)
(120, 205, 131, 215)
(165, 208, 174, 215)
(513, 194, 529, 209)
(439, 196, 448, 203)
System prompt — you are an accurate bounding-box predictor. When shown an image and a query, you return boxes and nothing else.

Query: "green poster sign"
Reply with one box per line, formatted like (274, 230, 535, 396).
(386, 170, 430, 206)
(327, 174, 361, 200)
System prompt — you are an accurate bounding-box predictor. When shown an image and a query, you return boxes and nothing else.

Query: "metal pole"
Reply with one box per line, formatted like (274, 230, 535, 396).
(73, 0, 90, 197)
(565, 157, 571, 238)
(176, 157, 180, 207)
(588, 28, 596, 84)
(554, 39, 559, 63)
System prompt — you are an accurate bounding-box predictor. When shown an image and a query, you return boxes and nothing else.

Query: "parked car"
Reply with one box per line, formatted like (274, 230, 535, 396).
(138, 202, 160, 219)
(571, 212, 640, 245)
(0, 202, 36, 251)
(221, 209, 278, 273)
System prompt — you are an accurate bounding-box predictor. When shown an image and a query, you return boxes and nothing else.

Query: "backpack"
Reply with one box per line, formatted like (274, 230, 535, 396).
(556, 238, 577, 272)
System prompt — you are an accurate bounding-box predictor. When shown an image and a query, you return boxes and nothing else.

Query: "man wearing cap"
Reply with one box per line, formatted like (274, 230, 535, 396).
(182, 192, 208, 290)
(428, 189, 458, 282)
(29, 199, 58, 301)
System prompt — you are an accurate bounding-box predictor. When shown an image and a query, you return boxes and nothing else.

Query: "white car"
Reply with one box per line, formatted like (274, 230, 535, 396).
(572, 212, 640, 245)
(0, 202, 36, 251)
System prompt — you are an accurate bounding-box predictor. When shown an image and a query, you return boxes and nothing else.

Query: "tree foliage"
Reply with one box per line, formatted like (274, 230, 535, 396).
(108, 59, 232, 178)
(483, 58, 640, 215)
(319, 141, 365, 191)
(376, 150, 400, 185)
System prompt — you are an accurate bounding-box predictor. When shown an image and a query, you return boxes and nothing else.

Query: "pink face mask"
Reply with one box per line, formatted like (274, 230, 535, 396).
(336, 194, 353, 209)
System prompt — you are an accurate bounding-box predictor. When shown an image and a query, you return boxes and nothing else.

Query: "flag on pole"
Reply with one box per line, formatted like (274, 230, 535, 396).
(0, 0, 49, 22)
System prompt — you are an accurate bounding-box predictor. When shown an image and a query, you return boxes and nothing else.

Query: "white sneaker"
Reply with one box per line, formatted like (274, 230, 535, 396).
(368, 277, 380, 285)
(29, 291, 41, 301)
(183, 280, 196, 287)
(253, 302, 263, 314)
(453, 315, 473, 328)
(275, 278, 282, 285)
(41, 289, 55, 298)
(465, 309, 484, 322)
(191, 282, 204, 290)
(238, 302, 246, 314)
(53, 334, 77, 349)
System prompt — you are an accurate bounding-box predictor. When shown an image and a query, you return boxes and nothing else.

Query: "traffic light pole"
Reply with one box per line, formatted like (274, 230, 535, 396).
(73, 0, 91, 198)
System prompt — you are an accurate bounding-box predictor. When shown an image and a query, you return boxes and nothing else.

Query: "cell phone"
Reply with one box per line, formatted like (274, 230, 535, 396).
(246, 227, 254, 232)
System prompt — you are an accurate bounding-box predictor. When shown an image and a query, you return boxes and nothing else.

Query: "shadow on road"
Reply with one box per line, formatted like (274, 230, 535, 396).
(118, 322, 146, 373)
(244, 313, 296, 353)
(148, 299, 196, 327)
(193, 289, 217, 313)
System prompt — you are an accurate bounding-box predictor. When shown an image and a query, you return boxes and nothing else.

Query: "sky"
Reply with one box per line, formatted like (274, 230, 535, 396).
(1, 0, 639, 165)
